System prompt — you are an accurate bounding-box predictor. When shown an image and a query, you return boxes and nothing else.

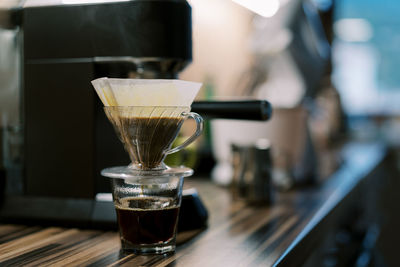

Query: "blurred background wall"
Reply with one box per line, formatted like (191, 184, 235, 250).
(180, 0, 253, 97)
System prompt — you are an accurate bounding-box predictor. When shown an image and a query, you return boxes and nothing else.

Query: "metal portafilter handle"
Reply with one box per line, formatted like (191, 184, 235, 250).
(191, 100, 272, 121)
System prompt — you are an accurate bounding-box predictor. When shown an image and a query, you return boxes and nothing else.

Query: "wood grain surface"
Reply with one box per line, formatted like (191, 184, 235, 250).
(0, 143, 385, 267)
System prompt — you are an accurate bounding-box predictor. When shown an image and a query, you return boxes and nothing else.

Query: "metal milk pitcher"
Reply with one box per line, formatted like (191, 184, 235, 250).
(231, 139, 274, 205)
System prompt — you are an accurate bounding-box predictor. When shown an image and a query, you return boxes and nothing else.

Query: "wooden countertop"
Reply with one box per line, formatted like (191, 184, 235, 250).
(0, 143, 386, 266)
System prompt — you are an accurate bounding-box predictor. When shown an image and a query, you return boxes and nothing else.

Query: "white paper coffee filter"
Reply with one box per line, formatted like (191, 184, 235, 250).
(91, 77, 202, 107)
(91, 77, 117, 106)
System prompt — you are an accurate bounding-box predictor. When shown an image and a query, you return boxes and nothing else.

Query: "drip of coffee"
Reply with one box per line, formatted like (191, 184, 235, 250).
(115, 197, 180, 246)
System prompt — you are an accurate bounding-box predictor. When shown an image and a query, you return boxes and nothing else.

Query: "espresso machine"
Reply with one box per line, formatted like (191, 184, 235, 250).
(0, 0, 272, 228)
(0, 0, 194, 227)
(0, 0, 271, 228)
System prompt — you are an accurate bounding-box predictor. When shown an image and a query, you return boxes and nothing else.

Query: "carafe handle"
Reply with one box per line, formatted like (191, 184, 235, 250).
(164, 112, 204, 155)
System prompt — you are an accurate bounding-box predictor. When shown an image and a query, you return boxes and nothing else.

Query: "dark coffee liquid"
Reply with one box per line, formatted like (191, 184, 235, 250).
(105, 110, 184, 169)
(115, 197, 180, 246)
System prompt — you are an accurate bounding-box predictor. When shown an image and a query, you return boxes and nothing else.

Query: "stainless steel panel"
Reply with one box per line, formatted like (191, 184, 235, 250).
(0, 26, 23, 194)
(0, 28, 21, 127)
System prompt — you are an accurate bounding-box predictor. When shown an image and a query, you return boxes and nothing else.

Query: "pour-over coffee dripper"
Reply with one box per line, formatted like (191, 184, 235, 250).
(104, 105, 203, 171)
(91, 77, 203, 175)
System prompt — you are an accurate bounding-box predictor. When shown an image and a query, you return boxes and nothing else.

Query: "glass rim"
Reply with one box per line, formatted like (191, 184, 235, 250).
(101, 165, 193, 179)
